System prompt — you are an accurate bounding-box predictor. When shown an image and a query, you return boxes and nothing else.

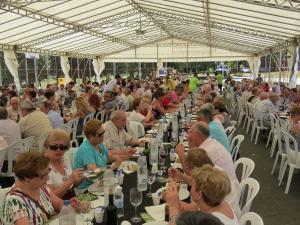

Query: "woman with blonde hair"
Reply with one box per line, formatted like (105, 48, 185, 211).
(166, 165, 239, 225)
(45, 129, 85, 199)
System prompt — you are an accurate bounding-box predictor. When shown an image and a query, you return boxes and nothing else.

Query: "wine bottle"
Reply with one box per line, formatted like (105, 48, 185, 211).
(143, 142, 151, 169)
(165, 204, 169, 221)
(105, 193, 117, 225)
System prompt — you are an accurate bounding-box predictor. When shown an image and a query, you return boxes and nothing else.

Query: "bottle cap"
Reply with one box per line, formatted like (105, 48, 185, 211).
(63, 200, 70, 206)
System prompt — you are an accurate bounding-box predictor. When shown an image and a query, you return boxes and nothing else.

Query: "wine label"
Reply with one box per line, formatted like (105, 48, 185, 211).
(158, 170, 163, 176)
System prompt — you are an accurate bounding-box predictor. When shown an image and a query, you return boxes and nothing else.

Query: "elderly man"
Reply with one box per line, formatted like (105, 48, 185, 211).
(176, 121, 236, 181)
(18, 100, 53, 149)
(197, 108, 230, 151)
(260, 92, 279, 128)
(0, 106, 21, 146)
(102, 91, 117, 110)
(6, 96, 22, 122)
(103, 110, 144, 150)
(40, 100, 63, 129)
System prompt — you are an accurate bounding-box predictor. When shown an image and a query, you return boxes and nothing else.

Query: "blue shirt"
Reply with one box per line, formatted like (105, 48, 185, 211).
(74, 139, 109, 189)
(47, 110, 63, 129)
(209, 121, 230, 152)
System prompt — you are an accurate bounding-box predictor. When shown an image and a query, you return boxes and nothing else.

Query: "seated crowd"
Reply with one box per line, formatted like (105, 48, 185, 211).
(0, 74, 293, 225)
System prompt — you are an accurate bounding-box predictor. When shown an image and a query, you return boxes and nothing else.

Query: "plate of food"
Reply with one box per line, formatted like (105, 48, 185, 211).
(83, 168, 105, 183)
(88, 180, 104, 196)
(156, 186, 189, 201)
(119, 160, 138, 173)
(77, 192, 98, 201)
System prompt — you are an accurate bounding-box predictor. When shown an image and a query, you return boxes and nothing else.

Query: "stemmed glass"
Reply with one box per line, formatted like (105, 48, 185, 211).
(146, 171, 156, 197)
(80, 201, 94, 225)
(130, 188, 142, 223)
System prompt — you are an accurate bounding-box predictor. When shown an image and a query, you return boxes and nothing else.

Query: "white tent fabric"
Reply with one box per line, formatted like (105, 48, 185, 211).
(60, 56, 71, 83)
(247, 56, 261, 79)
(92, 58, 105, 82)
(3, 50, 20, 89)
(287, 46, 299, 88)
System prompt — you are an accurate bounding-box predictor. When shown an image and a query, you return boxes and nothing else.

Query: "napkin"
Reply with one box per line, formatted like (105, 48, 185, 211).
(145, 204, 166, 221)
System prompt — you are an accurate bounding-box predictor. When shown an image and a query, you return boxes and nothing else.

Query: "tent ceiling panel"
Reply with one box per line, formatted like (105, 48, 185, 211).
(0, 0, 299, 59)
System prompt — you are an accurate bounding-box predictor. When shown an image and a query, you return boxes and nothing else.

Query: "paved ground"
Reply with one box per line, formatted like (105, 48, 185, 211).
(237, 127, 300, 225)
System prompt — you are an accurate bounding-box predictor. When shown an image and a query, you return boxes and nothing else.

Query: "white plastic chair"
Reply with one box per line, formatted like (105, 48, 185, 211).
(0, 187, 11, 208)
(0, 149, 7, 172)
(69, 118, 79, 148)
(230, 135, 245, 162)
(278, 130, 300, 193)
(38, 132, 49, 152)
(250, 108, 269, 144)
(65, 147, 78, 169)
(61, 120, 73, 134)
(0, 136, 35, 177)
(129, 121, 145, 139)
(234, 157, 255, 183)
(239, 212, 264, 225)
(230, 120, 237, 127)
(238, 177, 260, 217)
(245, 103, 255, 134)
(225, 126, 236, 144)
(96, 110, 112, 123)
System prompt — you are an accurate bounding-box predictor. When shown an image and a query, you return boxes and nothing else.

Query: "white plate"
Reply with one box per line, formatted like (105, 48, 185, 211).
(156, 186, 189, 200)
(147, 129, 158, 134)
(88, 182, 104, 195)
(143, 221, 168, 225)
(119, 160, 138, 173)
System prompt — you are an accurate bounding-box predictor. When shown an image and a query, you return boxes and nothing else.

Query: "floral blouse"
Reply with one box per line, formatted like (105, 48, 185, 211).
(0, 185, 55, 225)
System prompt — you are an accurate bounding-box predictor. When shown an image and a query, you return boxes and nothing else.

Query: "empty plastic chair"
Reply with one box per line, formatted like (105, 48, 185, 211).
(238, 177, 260, 217)
(239, 212, 264, 225)
(234, 157, 255, 183)
(230, 135, 245, 162)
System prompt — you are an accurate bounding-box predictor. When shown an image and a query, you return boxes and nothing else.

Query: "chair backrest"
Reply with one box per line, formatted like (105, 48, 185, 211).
(239, 212, 264, 225)
(96, 110, 112, 123)
(0, 149, 7, 172)
(230, 135, 245, 162)
(234, 157, 255, 183)
(0, 187, 11, 208)
(61, 120, 73, 134)
(230, 120, 237, 127)
(129, 121, 145, 139)
(281, 129, 300, 165)
(270, 114, 277, 131)
(225, 126, 236, 143)
(38, 132, 49, 152)
(65, 147, 78, 169)
(238, 177, 260, 216)
(69, 118, 79, 147)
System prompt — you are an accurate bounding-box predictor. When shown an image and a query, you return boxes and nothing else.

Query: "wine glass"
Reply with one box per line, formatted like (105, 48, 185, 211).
(80, 201, 94, 225)
(130, 188, 142, 223)
(146, 171, 156, 197)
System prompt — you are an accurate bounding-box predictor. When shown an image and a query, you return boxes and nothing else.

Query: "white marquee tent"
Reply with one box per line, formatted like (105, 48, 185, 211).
(0, 0, 300, 85)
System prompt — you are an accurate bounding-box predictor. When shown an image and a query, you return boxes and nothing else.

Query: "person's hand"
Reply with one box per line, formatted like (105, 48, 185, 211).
(125, 147, 136, 156)
(69, 168, 85, 183)
(70, 197, 80, 212)
(111, 158, 123, 170)
(138, 140, 145, 147)
(175, 143, 185, 159)
(168, 167, 183, 182)
(165, 181, 180, 209)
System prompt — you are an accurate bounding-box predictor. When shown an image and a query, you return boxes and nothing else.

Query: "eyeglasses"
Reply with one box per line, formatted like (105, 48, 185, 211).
(37, 168, 51, 179)
(49, 144, 69, 151)
(96, 131, 105, 138)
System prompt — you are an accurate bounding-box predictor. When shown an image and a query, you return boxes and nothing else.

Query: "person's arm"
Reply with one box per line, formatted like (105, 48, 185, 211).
(175, 144, 190, 175)
(15, 218, 30, 225)
(153, 101, 166, 115)
(142, 105, 152, 123)
(50, 189, 64, 212)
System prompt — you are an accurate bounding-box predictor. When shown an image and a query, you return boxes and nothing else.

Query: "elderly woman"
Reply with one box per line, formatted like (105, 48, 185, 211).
(74, 119, 135, 189)
(45, 129, 85, 199)
(214, 102, 232, 129)
(44, 90, 60, 112)
(166, 165, 239, 225)
(64, 96, 95, 135)
(0, 152, 78, 225)
(128, 97, 154, 128)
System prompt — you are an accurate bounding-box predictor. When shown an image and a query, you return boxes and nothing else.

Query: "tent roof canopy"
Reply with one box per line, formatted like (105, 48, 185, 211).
(0, 0, 299, 60)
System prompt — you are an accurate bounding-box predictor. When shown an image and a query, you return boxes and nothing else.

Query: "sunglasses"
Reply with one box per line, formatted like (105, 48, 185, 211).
(49, 144, 69, 151)
(96, 131, 105, 138)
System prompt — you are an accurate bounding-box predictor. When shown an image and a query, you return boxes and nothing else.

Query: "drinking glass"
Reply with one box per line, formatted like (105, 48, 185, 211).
(80, 201, 94, 225)
(130, 188, 142, 223)
(146, 171, 156, 197)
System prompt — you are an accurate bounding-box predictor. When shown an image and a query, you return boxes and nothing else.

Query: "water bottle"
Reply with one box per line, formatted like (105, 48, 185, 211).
(137, 156, 148, 191)
(150, 140, 159, 165)
(113, 185, 124, 218)
(159, 144, 166, 166)
(104, 169, 115, 206)
(59, 200, 76, 225)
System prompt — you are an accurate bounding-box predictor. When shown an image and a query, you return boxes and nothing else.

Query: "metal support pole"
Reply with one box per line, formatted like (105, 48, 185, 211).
(0, 57, 2, 86)
(138, 62, 142, 78)
(187, 44, 189, 73)
(279, 50, 282, 84)
(268, 54, 272, 85)
(77, 58, 80, 84)
(113, 62, 116, 76)
(25, 58, 28, 84)
(89, 59, 91, 81)
(34, 58, 38, 86)
(46, 55, 49, 85)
